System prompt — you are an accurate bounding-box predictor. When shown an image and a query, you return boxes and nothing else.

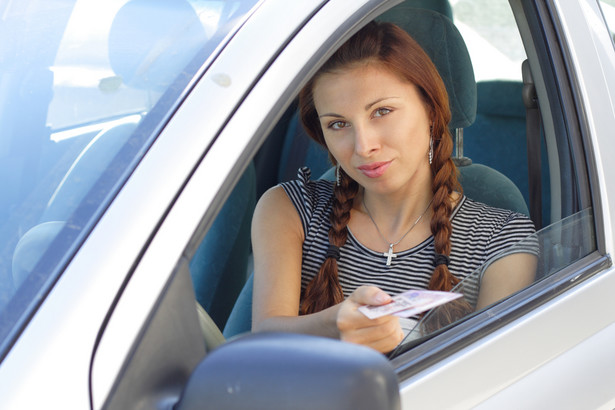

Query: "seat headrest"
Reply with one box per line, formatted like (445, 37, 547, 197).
(108, 0, 207, 92)
(396, 0, 453, 20)
(377, 8, 476, 129)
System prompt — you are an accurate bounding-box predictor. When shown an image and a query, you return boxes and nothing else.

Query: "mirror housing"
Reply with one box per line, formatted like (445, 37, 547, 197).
(176, 332, 400, 410)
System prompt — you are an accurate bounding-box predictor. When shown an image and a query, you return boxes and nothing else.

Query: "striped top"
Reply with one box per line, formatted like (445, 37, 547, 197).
(281, 167, 537, 307)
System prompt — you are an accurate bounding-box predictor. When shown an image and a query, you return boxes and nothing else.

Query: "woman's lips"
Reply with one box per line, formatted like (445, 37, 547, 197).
(357, 161, 392, 178)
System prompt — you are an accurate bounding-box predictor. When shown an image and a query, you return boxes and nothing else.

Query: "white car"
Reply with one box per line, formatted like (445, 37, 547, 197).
(0, 0, 614, 409)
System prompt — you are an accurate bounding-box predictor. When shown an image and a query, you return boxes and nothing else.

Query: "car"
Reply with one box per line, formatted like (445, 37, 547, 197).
(1, 0, 614, 408)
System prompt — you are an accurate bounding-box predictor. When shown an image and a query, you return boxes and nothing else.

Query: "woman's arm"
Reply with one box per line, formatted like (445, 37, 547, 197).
(475, 252, 538, 311)
(251, 186, 403, 352)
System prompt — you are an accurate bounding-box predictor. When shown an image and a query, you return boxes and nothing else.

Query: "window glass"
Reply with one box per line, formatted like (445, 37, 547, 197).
(599, 0, 615, 43)
(0, 0, 259, 359)
(391, 208, 595, 357)
(451, 0, 526, 82)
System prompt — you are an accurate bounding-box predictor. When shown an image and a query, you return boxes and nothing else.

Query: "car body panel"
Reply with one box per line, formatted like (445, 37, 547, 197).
(398, 258, 615, 409)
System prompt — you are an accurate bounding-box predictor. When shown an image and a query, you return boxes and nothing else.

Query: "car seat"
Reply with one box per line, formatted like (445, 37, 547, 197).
(190, 162, 256, 330)
(465, 80, 550, 219)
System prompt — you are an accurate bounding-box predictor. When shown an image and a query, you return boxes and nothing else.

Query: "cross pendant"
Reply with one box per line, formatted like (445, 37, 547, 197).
(383, 244, 397, 266)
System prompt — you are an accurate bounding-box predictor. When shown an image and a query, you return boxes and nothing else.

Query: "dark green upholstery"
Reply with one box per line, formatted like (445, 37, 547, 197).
(190, 162, 256, 330)
(393, 0, 453, 19)
(458, 164, 528, 215)
(277, 110, 332, 184)
(223, 272, 254, 339)
(465, 81, 527, 198)
(377, 8, 476, 129)
(464, 80, 548, 218)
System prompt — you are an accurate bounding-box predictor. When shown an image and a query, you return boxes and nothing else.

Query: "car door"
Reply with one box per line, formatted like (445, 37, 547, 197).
(194, 0, 613, 407)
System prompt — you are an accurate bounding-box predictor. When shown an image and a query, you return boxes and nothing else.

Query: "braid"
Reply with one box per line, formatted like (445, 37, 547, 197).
(428, 126, 461, 292)
(423, 127, 474, 333)
(300, 168, 358, 315)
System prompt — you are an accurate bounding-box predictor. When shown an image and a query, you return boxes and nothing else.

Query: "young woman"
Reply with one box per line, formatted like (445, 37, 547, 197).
(251, 21, 537, 353)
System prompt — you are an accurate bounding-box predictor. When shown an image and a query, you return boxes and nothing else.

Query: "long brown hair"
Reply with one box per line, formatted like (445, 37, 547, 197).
(298, 21, 462, 315)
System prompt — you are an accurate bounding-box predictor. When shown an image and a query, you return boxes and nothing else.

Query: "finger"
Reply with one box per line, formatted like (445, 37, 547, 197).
(348, 285, 392, 306)
(340, 316, 403, 348)
(343, 323, 404, 353)
(368, 326, 405, 353)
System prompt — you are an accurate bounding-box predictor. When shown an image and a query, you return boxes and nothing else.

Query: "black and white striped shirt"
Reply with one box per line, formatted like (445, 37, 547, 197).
(281, 167, 537, 307)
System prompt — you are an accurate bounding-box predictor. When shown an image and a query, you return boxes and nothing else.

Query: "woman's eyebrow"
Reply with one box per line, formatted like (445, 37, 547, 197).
(318, 112, 344, 119)
(318, 96, 400, 119)
(365, 96, 399, 110)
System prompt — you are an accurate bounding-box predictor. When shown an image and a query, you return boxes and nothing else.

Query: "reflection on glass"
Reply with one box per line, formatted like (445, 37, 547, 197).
(392, 208, 595, 355)
(0, 0, 259, 359)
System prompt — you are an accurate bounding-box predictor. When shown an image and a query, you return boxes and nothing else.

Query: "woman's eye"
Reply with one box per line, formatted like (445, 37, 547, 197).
(328, 120, 349, 130)
(373, 107, 392, 117)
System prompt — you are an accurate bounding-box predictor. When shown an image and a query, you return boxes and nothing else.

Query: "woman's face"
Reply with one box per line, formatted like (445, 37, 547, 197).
(313, 63, 433, 197)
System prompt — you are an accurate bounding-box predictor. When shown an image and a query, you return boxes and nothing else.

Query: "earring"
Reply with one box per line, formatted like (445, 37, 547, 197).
(429, 137, 434, 165)
(336, 165, 341, 186)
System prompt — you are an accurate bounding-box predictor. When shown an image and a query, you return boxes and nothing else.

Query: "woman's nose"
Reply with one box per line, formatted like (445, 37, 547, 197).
(353, 124, 380, 157)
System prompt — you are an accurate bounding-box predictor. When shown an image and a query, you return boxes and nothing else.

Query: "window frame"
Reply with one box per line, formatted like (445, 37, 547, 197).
(390, 0, 605, 374)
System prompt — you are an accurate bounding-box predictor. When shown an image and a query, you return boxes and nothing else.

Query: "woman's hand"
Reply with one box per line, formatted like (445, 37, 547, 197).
(336, 286, 404, 353)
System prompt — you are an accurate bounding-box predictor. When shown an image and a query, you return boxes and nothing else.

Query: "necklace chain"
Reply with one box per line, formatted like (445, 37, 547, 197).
(362, 196, 433, 265)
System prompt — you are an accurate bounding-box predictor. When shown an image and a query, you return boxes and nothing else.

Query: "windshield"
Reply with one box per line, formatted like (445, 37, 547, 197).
(0, 0, 259, 358)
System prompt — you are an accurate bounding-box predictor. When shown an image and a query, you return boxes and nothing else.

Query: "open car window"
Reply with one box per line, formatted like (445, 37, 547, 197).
(183, 0, 601, 373)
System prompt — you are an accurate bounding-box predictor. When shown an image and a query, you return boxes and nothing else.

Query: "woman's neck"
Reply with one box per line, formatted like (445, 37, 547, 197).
(357, 178, 433, 238)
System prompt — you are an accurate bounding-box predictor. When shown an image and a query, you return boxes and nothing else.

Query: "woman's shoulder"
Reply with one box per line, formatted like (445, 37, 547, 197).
(280, 166, 334, 205)
(454, 195, 536, 234)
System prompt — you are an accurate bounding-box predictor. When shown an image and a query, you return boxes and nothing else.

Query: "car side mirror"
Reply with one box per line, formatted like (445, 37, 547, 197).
(176, 332, 400, 410)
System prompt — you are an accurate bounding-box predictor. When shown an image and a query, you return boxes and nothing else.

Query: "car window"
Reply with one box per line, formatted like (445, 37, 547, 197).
(0, 0, 258, 359)
(185, 0, 601, 368)
(391, 207, 595, 356)
(452, 0, 526, 82)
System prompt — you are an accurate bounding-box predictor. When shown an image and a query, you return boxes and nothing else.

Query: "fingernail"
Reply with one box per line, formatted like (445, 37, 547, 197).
(376, 292, 391, 304)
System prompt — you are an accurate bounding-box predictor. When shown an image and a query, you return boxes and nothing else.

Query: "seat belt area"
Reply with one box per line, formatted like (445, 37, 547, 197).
(522, 59, 543, 230)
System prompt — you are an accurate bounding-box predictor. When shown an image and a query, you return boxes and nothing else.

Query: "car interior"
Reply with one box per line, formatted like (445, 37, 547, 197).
(180, 0, 602, 358)
(187, 0, 585, 349)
